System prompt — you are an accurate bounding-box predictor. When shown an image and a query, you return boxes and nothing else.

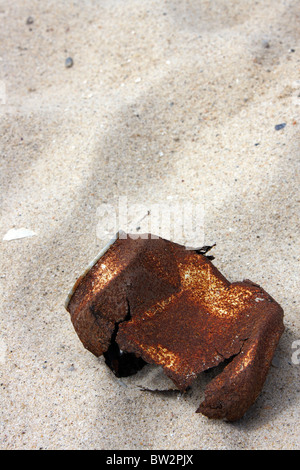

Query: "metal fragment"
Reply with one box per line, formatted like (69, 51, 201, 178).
(66, 232, 284, 421)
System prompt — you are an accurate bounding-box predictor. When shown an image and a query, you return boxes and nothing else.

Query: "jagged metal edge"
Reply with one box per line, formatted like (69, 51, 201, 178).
(64, 230, 126, 310)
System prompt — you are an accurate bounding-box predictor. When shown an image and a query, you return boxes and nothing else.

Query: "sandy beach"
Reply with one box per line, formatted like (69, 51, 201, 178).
(0, 0, 299, 449)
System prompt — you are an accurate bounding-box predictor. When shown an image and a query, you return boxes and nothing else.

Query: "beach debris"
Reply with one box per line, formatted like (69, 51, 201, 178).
(65, 232, 284, 422)
(3, 227, 37, 241)
(26, 16, 34, 25)
(65, 57, 73, 68)
(275, 123, 286, 131)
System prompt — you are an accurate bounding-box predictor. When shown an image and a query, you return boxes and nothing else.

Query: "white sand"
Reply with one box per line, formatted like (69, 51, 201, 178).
(0, 0, 299, 449)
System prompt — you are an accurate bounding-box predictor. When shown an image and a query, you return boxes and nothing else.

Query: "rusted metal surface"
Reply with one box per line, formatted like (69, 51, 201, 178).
(66, 232, 284, 421)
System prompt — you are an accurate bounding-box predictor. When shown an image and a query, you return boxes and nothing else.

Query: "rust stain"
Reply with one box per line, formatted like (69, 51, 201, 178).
(66, 233, 284, 421)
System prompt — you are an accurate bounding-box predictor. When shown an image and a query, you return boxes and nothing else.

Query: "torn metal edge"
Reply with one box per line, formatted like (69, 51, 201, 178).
(64, 230, 125, 310)
(64, 231, 214, 311)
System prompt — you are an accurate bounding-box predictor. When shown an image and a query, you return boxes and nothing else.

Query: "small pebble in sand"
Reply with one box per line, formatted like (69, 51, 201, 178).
(275, 123, 286, 131)
(262, 39, 270, 49)
(26, 16, 34, 25)
(65, 57, 74, 68)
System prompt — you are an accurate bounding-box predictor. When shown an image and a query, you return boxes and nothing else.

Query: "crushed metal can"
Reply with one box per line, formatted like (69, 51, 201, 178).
(65, 231, 284, 421)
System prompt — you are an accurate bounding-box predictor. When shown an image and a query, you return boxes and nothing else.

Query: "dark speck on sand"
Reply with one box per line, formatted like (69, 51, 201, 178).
(275, 123, 286, 131)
